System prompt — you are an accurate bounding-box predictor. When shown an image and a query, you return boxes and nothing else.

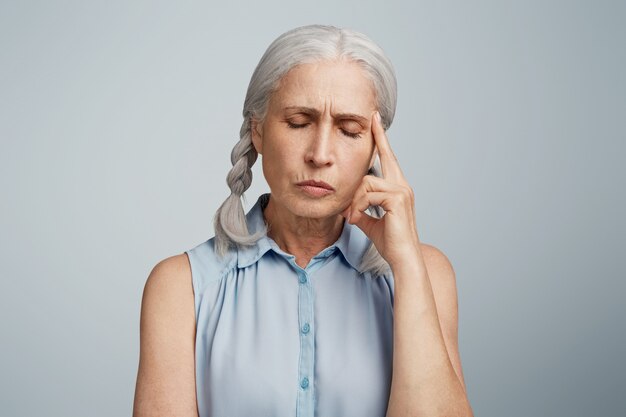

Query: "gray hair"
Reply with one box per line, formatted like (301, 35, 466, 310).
(213, 24, 397, 277)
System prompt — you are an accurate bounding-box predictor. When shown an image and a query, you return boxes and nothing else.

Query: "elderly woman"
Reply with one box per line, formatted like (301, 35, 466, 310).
(134, 24, 473, 417)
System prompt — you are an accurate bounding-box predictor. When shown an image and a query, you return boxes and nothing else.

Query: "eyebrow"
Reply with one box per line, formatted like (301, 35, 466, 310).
(282, 106, 369, 124)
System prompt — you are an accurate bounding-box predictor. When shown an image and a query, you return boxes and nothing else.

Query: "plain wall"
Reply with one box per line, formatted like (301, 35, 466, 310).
(1, 1, 624, 416)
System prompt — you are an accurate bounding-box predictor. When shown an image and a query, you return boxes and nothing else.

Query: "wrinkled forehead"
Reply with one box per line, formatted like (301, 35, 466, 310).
(268, 61, 377, 115)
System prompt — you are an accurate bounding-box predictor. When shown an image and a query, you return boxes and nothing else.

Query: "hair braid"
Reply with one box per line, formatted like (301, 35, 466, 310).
(213, 120, 267, 257)
(211, 24, 397, 277)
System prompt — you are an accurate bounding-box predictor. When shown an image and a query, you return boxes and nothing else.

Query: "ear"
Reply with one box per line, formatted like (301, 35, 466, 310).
(250, 117, 264, 154)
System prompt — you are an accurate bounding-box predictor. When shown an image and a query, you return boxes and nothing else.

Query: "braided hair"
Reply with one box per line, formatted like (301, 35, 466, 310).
(212, 24, 397, 277)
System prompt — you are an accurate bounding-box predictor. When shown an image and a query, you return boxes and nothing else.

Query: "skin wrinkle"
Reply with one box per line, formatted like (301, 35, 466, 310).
(205, 28, 472, 417)
(250, 60, 379, 268)
(282, 105, 370, 130)
(252, 59, 474, 416)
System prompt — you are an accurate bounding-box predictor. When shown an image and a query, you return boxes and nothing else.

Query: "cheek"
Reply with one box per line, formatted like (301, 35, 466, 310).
(338, 158, 369, 188)
(341, 148, 372, 172)
(260, 143, 296, 183)
(264, 137, 307, 170)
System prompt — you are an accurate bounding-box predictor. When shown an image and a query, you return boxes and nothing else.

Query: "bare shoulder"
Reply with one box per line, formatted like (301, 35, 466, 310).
(143, 253, 193, 298)
(418, 243, 458, 330)
(418, 243, 468, 392)
(139, 253, 195, 331)
(420, 243, 455, 278)
(133, 253, 198, 417)
(419, 242, 457, 317)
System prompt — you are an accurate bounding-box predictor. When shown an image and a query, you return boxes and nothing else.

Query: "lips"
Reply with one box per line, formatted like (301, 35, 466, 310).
(296, 179, 335, 190)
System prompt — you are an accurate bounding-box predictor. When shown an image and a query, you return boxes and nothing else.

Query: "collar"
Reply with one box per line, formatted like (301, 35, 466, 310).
(236, 193, 370, 273)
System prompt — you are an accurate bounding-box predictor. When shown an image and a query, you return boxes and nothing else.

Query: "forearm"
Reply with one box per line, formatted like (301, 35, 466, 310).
(386, 253, 473, 417)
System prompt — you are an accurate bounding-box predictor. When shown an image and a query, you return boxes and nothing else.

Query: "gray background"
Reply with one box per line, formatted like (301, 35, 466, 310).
(1, 0, 624, 416)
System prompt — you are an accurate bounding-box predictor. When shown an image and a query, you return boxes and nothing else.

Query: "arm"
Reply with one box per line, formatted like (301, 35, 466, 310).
(386, 244, 473, 417)
(345, 111, 473, 416)
(133, 254, 199, 417)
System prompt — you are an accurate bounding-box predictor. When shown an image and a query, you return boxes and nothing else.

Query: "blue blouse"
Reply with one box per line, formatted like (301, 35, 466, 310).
(185, 193, 395, 417)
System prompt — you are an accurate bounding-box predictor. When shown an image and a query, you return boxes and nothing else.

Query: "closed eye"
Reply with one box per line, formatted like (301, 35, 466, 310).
(341, 130, 362, 139)
(286, 121, 361, 139)
(286, 121, 310, 129)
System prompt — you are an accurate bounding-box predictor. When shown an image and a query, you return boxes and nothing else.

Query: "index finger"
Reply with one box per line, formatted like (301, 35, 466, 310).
(371, 111, 403, 181)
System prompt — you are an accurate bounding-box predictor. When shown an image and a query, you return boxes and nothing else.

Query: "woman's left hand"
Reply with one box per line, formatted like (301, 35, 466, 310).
(341, 111, 421, 268)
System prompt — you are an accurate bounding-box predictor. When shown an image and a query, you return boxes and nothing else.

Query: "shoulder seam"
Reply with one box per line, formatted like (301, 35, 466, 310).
(186, 238, 238, 295)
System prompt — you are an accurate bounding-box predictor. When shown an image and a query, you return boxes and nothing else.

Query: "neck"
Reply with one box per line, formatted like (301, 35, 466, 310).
(262, 194, 344, 268)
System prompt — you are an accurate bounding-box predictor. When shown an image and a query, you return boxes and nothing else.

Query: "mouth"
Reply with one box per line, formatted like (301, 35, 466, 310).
(296, 179, 335, 197)
(296, 180, 335, 190)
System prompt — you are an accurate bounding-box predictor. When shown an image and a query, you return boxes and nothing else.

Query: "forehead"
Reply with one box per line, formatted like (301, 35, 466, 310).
(269, 60, 377, 114)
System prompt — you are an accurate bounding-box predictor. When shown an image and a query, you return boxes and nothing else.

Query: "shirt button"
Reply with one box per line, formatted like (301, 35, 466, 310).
(301, 323, 310, 334)
(298, 275, 307, 284)
(300, 377, 309, 389)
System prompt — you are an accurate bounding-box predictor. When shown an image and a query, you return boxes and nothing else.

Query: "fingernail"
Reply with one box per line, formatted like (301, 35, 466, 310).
(376, 112, 381, 122)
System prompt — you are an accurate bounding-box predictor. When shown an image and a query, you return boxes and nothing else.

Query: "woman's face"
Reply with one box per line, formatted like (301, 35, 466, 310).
(251, 60, 378, 220)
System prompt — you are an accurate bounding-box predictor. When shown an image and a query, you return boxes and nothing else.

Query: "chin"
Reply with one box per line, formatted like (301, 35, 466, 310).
(285, 194, 341, 219)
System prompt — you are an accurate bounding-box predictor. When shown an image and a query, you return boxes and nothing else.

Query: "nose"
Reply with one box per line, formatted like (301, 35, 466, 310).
(304, 122, 334, 167)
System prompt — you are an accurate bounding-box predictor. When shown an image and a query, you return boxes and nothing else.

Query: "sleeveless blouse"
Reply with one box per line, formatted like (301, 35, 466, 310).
(185, 193, 395, 417)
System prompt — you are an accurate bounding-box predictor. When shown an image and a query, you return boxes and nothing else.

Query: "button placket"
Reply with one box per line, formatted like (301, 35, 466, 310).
(296, 269, 315, 417)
